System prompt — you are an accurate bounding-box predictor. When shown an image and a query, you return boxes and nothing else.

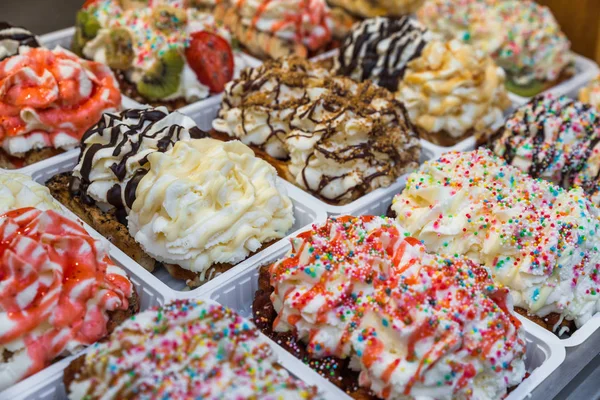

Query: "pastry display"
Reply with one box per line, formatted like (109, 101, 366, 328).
(73, 0, 235, 110)
(254, 215, 527, 399)
(327, 0, 424, 19)
(215, 0, 335, 60)
(580, 75, 600, 110)
(488, 94, 600, 206)
(417, 0, 574, 97)
(46, 107, 294, 287)
(213, 56, 420, 205)
(391, 149, 600, 333)
(0, 174, 137, 390)
(0, 23, 121, 169)
(65, 299, 322, 400)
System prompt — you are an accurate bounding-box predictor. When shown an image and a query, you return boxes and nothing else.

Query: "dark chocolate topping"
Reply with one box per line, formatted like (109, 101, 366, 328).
(72, 108, 207, 212)
(336, 17, 429, 92)
(0, 22, 40, 61)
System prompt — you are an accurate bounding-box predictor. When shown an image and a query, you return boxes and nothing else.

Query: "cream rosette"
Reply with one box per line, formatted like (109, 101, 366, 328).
(128, 139, 294, 276)
(398, 40, 510, 138)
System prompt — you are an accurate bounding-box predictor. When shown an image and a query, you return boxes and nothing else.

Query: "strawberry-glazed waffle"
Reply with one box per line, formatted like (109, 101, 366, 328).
(0, 207, 137, 390)
(0, 42, 121, 168)
(254, 215, 527, 399)
(215, 0, 336, 60)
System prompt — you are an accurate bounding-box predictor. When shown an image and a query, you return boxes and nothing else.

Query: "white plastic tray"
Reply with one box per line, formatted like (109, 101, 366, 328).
(39, 27, 263, 112)
(180, 94, 438, 216)
(21, 149, 327, 297)
(0, 180, 169, 400)
(203, 242, 566, 400)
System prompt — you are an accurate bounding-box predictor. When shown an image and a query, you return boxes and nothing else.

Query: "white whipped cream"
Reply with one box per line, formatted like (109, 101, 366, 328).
(0, 173, 61, 214)
(128, 139, 294, 277)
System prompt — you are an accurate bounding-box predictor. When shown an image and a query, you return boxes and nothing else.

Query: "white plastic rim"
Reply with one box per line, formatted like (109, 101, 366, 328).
(203, 242, 566, 400)
(22, 149, 327, 296)
(39, 26, 262, 112)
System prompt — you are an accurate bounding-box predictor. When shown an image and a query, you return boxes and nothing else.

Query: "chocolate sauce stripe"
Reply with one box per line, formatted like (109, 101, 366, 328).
(75, 108, 207, 211)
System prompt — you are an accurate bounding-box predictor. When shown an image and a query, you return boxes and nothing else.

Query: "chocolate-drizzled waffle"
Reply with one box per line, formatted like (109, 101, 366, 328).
(213, 56, 420, 205)
(488, 94, 600, 206)
(46, 107, 284, 288)
(335, 16, 429, 92)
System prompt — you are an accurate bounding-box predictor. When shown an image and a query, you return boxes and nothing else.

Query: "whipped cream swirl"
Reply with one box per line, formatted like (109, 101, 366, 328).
(67, 299, 321, 400)
(0, 46, 121, 156)
(392, 149, 600, 328)
(72, 107, 205, 211)
(128, 139, 294, 277)
(270, 215, 526, 399)
(336, 17, 430, 92)
(398, 39, 510, 138)
(417, 0, 504, 55)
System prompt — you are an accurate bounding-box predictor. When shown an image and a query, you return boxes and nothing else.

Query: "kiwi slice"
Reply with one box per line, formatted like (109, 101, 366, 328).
(73, 10, 101, 56)
(136, 49, 184, 101)
(505, 76, 546, 98)
(106, 28, 134, 70)
(152, 5, 188, 32)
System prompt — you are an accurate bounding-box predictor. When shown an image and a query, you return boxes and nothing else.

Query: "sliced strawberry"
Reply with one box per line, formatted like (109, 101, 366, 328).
(185, 31, 234, 93)
(82, 0, 99, 8)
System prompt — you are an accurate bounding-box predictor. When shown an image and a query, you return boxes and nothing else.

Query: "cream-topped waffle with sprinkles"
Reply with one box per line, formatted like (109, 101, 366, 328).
(64, 299, 322, 400)
(256, 215, 526, 399)
(392, 149, 600, 333)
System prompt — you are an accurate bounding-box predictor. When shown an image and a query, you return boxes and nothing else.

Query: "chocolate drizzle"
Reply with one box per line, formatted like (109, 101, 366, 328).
(490, 94, 600, 202)
(72, 108, 207, 213)
(335, 17, 429, 92)
(0, 22, 40, 61)
(216, 57, 420, 204)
